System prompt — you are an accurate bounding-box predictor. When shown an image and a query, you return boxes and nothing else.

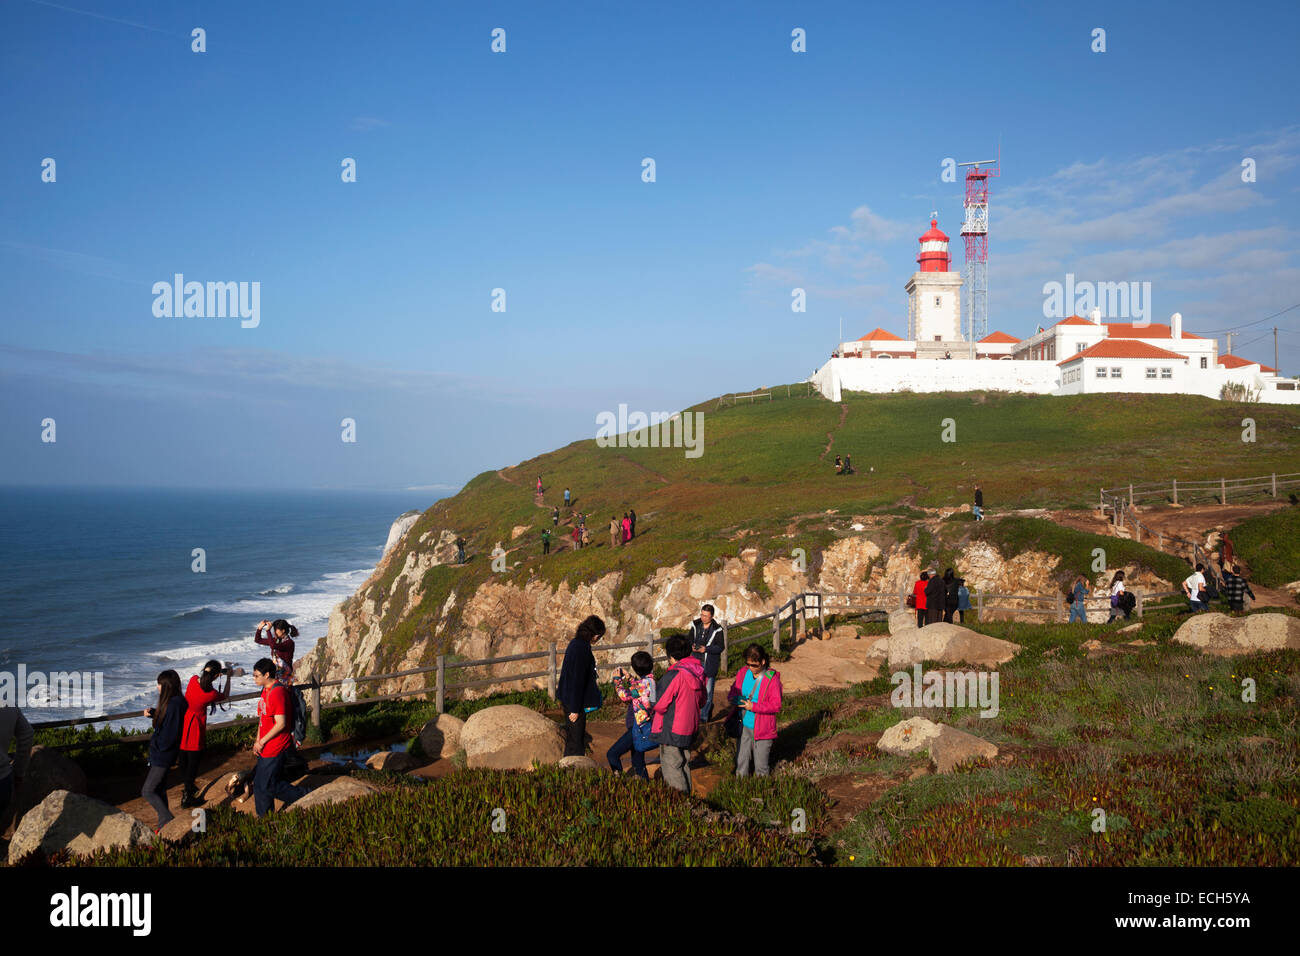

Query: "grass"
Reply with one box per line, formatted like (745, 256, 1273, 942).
(322, 390, 1300, 676)
(1230, 502, 1300, 586)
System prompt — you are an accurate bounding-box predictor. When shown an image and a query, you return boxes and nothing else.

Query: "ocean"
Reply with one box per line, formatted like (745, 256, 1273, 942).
(0, 487, 436, 731)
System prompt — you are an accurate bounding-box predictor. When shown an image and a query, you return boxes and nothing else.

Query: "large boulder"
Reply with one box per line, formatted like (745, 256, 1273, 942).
(1172, 613, 1300, 657)
(876, 718, 997, 773)
(365, 751, 415, 772)
(928, 726, 998, 773)
(417, 713, 465, 760)
(287, 776, 377, 812)
(888, 608, 917, 635)
(8, 790, 154, 864)
(887, 622, 1021, 668)
(558, 755, 598, 771)
(12, 746, 88, 820)
(459, 705, 564, 770)
(877, 717, 942, 756)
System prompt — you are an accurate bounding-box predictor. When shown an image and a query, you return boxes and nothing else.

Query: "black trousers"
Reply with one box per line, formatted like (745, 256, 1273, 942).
(564, 712, 588, 756)
(178, 749, 202, 793)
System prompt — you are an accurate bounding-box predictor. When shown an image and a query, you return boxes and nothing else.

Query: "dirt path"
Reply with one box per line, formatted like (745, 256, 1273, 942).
(819, 403, 849, 460)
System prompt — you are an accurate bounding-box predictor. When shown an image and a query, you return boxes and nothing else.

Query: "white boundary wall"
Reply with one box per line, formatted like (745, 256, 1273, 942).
(809, 358, 1059, 402)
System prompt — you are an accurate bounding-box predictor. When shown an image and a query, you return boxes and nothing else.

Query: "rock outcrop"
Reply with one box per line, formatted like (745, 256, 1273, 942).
(287, 776, 379, 812)
(8, 790, 154, 864)
(886, 623, 1022, 668)
(876, 717, 997, 773)
(384, 511, 423, 557)
(459, 705, 564, 770)
(417, 713, 464, 760)
(1172, 613, 1300, 656)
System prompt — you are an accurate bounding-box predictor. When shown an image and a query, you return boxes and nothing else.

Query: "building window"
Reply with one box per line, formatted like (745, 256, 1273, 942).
(1095, 366, 1106, 379)
(1161, 367, 1172, 379)
(934, 296, 942, 308)
(1111, 367, 1123, 378)
(1145, 367, 1157, 379)
(1200, 357, 1208, 369)
(1076, 342, 1086, 353)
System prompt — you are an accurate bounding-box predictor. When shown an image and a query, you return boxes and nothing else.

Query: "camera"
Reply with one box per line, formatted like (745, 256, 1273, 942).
(222, 664, 246, 677)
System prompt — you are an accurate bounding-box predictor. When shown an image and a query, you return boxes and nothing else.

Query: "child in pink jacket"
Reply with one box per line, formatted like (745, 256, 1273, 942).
(727, 643, 783, 777)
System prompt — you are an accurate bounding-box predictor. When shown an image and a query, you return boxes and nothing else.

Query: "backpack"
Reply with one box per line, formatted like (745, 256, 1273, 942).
(1120, 591, 1137, 611)
(1204, 574, 1220, 601)
(291, 684, 309, 745)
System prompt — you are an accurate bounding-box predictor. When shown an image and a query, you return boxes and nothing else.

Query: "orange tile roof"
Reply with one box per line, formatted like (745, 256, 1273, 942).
(1219, 354, 1278, 373)
(979, 331, 1021, 343)
(856, 327, 904, 341)
(1104, 322, 1206, 340)
(1055, 315, 1096, 327)
(1058, 340, 1189, 365)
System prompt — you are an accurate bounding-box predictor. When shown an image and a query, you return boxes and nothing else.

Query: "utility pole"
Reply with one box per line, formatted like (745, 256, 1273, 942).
(1276, 327, 1280, 373)
(1225, 332, 1235, 355)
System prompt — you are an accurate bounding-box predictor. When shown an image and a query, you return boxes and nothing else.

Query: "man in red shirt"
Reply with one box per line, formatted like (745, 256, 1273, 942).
(252, 658, 307, 816)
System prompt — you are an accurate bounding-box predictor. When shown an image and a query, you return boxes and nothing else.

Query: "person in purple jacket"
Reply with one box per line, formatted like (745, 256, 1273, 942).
(651, 634, 705, 794)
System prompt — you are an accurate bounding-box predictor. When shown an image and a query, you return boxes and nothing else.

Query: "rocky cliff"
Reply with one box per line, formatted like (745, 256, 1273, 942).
(304, 507, 1174, 701)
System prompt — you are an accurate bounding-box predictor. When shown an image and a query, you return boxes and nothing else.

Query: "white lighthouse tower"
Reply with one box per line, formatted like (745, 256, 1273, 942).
(905, 215, 965, 357)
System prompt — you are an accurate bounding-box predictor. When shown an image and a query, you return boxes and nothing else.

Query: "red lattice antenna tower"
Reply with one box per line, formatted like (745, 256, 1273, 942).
(958, 149, 1000, 343)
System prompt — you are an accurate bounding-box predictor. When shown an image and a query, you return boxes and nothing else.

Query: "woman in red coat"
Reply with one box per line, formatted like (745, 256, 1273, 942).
(179, 660, 233, 808)
(912, 572, 929, 628)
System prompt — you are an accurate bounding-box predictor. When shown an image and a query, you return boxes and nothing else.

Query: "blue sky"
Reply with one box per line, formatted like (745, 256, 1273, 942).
(2, 0, 1298, 491)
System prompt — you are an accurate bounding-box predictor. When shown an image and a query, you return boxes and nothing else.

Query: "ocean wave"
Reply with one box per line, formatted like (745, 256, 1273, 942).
(258, 583, 296, 596)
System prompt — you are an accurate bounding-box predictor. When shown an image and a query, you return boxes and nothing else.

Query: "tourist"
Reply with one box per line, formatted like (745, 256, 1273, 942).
(564, 487, 571, 508)
(179, 660, 233, 808)
(912, 571, 929, 628)
(844, 454, 855, 475)
(606, 652, 657, 778)
(924, 570, 944, 625)
(834, 455, 843, 474)
(629, 509, 637, 539)
(571, 525, 582, 550)
(0, 704, 33, 821)
(689, 603, 726, 721)
(141, 669, 188, 831)
(1068, 575, 1090, 624)
(610, 515, 621, 548)
(956, 578, 971, 623)
(255, 618, 298, 685)
(1221, 563, 1256, 612)
(1219, 532, 1235, 569)
(542, 527, 551, 555)
(536, 475, 543, 496)
(251, 658, 308, 816)
(622, 512, 632, 544)
(552, 506, 560, 527)
(581, 524, 591, 548)
(973, 484, 984, 521)
(456, 536, 466, 564)
(1107, 570, 1131, 622)
(557, 615, 606, 757)
(651, 634, 706, 794)
(727, 644, 783, 777)
(942, 568, 959, 623)
(1183, 563, 1209, 613)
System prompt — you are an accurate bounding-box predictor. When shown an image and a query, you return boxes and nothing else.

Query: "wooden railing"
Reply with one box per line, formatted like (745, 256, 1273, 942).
(26, 583, 1193, 745)
(1100, 472, 1300, 509)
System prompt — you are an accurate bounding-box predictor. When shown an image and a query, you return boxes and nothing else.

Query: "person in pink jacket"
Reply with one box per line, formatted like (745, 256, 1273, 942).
(727, 643, 783, 777)
(651, 634, 706, 794)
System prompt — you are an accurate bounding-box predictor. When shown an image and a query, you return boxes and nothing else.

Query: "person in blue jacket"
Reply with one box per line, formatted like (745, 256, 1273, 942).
(141, 669, 188, 832)
(557, 615, 605, 756)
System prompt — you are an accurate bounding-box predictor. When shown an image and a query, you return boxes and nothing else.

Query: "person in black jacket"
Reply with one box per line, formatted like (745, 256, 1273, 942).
(942, 568, 960, 623)
(1221, 563, 1256, 611)
(141, 669, 187, 831)
(557, 615, 606, 756)
(924, 571, 945, 625)
(689, 604, 726, 722)
(973, 484, 984, 520)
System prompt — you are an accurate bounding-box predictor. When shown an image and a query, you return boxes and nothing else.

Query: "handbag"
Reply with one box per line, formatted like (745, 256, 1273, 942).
(631, 716, 657, 752)
(1110, 593, 1119, 608)
(906, 594, 916, 609)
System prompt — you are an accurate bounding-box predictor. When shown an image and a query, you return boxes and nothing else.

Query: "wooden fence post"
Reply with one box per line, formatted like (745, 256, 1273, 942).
(1172, 478, 1178, 505)
(1221, 477, 1227, 504)
(1158, 532, 1164, 550)
(772, 605, 781, 654)
(547, 643, 557, 699)
(310, 676, 321, 728)
(818, 593, 826, 639)
(1272, 473, 1277, 497)
(976, 591, 983, 622)
(800, 593, 808, 639)
(718, 627, 726, 673)
(1054, 591, 1063, 622)
(1135, 590, 1145, 618)
(436, 655, 446, 714)
(1135, 521, 1141, 543)
(1129, 483, 1134, 508)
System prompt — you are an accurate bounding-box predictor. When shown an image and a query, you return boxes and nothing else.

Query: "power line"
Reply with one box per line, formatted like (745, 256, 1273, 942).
(1203, 302, 1300, 335)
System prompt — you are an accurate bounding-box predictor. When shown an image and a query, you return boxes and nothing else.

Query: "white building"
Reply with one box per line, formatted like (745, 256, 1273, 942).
(812, 216, 1298, 404)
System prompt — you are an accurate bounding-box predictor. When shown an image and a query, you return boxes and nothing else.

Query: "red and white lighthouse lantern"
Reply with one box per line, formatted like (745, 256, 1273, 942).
(917, 216, 951, 272)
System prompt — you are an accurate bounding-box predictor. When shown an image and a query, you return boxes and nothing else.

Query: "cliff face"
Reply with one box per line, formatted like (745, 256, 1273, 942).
(305, 510, 1172, 700)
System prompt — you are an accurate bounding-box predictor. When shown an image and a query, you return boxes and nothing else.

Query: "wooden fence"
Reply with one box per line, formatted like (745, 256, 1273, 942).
(1100, 471, 1300, 509)
(27, 584, 1190, 745)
